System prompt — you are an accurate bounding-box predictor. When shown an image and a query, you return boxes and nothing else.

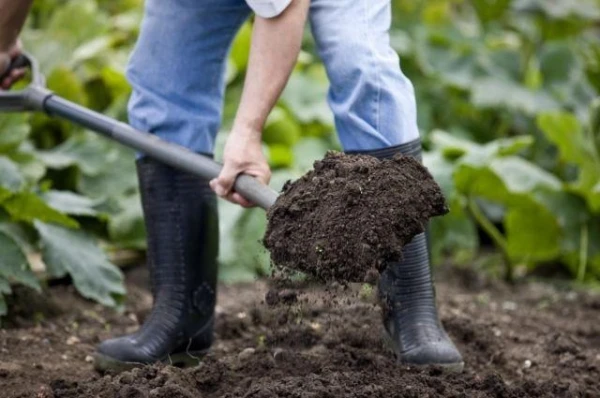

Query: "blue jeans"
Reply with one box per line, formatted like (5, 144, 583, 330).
(126, 0, 420, 154)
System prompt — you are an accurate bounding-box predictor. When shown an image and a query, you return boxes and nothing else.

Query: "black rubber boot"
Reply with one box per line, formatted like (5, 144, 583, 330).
(93, 157, 219, 373)
(349, 139, 464, 372)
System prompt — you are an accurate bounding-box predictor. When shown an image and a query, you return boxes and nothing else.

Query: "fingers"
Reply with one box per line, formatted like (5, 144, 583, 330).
(1, 68, 25, 89)
(210, 162, 239, 198)
(209, 162, 271, 208)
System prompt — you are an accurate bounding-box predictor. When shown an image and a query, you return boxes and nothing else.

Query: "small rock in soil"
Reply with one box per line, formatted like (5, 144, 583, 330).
(263, 151, 448, 283)
(238, 348, 256, 361)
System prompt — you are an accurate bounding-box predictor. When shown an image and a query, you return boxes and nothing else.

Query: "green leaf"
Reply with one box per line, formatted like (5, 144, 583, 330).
(0, 156, 24, 192)
(263, 107, 302, 147)
(0, 114, 30, 152)
(268, 145, 294, 169)
(0, 230, 41, 292)
(537, 111, 600, 210)
(230, 20, 252, 72)
(47, 67, 89, 106)
(471, 77, 559, 115)
(512, 0, 600, 20)
(3, 193, 79, 228)
(78, 146, 137, 198)
(489, 157, 562, 193)
(35, 221, 125, 307)
(429, 130, 479, 158)
(38, 133, 114, 175)
(292, 138, 332, 173)
(8, 151, 46, 183)
(423, 149, 456, 196)
(505, 197, 561, 262)
(281, 72, 333, 125)
(108, 193, 146, 249)
(41, 191, 102, 216)
(430, 197, 479, 265)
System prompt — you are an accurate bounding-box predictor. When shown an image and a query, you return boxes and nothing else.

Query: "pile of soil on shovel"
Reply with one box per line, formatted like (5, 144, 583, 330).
(3, 265, 599, 398)
(263, 151, 448, 283)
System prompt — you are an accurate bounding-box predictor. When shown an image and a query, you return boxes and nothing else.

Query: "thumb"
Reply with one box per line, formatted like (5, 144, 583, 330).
(210, 162, 239, 198)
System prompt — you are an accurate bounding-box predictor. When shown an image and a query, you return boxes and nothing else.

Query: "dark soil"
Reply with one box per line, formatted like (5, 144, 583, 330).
(2, 264, 599, 398)
(264, 151, 448, 283)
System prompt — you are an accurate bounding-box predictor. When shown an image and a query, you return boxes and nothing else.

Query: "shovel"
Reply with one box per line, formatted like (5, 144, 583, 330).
(0, 53, 279, 210)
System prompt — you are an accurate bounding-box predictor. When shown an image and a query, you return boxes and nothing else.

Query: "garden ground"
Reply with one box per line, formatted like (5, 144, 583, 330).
(1, 262, 599, 397)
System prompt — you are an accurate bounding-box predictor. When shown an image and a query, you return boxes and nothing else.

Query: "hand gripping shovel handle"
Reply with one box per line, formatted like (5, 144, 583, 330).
(0, 54, 278, 210)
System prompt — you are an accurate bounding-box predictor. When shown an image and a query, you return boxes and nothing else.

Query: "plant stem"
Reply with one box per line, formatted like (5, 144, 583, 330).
(577, 224, 589, 283)
(467, 197, 514, 282)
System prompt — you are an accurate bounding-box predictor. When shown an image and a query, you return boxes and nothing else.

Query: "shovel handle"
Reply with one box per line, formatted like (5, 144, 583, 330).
(0, 53, 279, 210)
(0, 54, 30, 81)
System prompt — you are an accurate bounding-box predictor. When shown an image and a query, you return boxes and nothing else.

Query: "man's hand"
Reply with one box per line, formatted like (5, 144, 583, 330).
(210, 126, 271, 208)
(0, 40, 26, 90)
(209, 0, 309, 208)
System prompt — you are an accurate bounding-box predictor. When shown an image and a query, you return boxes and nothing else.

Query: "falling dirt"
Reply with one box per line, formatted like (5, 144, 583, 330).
(2, 264, 599, 397)
(263, 151, 448, 283)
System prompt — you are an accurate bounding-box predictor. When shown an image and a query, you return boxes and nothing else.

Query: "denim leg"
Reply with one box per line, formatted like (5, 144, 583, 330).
(126, 0, 251, 155)
(309, 0, 420, 152)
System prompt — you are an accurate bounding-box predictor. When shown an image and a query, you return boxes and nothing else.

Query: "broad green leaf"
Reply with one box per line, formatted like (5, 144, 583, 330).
(471, 0, 512, 23)
(537, 111, 600, 209)
(0, 222, 37, 254)
(78, 146, 137, 198)
(47, 67, 89, 106)
(0, 156, 24, 192)
(430, 197, 479, 265)
(0, 286, 7, 316)
(560, 217, 600, 279)
(489, 157, 562, 193)
(108, 193, 146, 249)
(471, 77, 559, 115)
(505, 197, 561, 262)
(218, 203, 270, 283)
(3, 193, 79, 228)
(41, 191, 102, 216)
(38, 133, 113, 175)
(454, 163, 510, 202)
(0, 230, 41, 292)
(263, 107, 301, 147)
(429, 130, 478, 158)
(430, 131, 534, 160)
(230, 20, 252, 72)
(487, 136, 535, 157)
(423, 149, 456, 196)
(268, 145, 293, 169)
(292, 138, 331, 173)
(0, 114, 30, 152)
(8, 152, 46, 183)
(35, 222, 125, 307)
(0, 276, 11, 294)
(512, 0, 600, 20)
(281, 73, 333, 125)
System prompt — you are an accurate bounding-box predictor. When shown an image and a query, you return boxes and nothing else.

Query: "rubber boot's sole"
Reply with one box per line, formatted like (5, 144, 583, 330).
(93, 349, 209, 374)
(382, 330, 465, 373)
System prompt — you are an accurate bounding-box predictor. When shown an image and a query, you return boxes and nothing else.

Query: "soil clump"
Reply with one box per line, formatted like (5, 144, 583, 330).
(264, 151, 448, 283)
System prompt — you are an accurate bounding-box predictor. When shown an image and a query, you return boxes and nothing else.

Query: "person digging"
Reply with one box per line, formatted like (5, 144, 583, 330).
(0, 0, 464, 373)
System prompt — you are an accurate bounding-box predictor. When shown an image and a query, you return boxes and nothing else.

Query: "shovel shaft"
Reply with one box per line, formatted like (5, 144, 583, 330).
(0, 53, 279, 210)
(44, 95, 278, 210)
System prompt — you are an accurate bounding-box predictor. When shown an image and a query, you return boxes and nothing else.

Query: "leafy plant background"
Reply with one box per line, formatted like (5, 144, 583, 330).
(0, 0, 599, 320)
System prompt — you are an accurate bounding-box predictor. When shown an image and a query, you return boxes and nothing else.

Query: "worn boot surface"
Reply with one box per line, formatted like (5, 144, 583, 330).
(94, 157, 219, 372)
(350, 140, 464, 372)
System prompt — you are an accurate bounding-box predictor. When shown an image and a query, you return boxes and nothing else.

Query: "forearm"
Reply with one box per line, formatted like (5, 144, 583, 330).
(233, 0, 310, 136)
(0, 0, 33, 50)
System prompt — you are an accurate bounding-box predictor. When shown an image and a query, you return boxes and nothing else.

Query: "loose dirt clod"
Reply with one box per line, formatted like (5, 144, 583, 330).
(263, 151, 448, 283)
(3, 266, 600, 397)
